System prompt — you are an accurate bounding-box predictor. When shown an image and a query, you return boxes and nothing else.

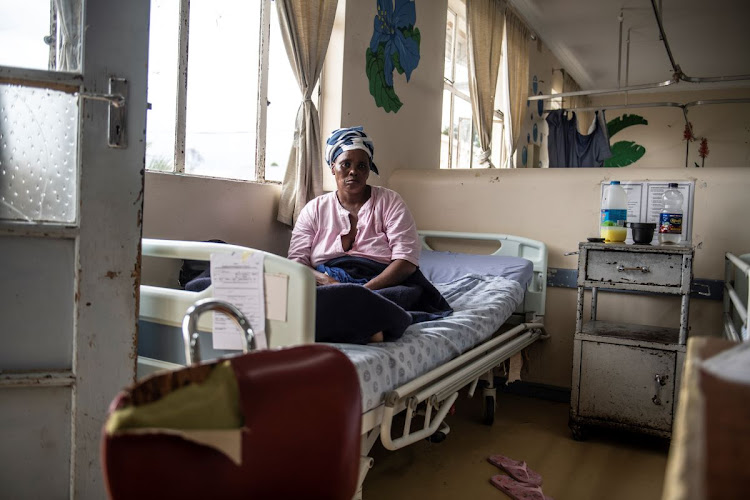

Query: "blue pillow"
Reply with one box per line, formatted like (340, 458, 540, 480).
(419, 250, 533, 288)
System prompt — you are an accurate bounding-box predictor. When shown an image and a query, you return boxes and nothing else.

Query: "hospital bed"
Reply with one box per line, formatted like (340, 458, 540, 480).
(723, 252, 750, 342)
(137, 231, 548, 498)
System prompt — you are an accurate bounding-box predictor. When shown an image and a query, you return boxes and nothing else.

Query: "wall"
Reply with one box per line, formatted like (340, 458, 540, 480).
(142, 172, 292, 286)
(143, 173, 291, 254)
(321, 0, 449, 191)
(589, 88, 750, 168)
(390, 166, 750, 388)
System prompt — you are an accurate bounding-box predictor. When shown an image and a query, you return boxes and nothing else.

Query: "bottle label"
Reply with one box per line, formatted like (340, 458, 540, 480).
(601, 209, 627, 227)
(659, 213, 683, 234)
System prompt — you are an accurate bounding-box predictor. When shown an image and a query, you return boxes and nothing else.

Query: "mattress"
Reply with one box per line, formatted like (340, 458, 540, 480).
(419, 250, 534, 289)
(329, 273, 526, 413)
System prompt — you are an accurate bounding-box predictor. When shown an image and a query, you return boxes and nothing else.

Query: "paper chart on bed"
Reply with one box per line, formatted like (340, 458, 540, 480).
(210, 251, 268, 350)
(600, 180, 694, 244)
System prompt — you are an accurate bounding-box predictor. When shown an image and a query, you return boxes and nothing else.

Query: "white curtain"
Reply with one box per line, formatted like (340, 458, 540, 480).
(466, 0, 505, 168)
(276, 0, 338, 226)
(53, 0, 82, 72)
(504, 9, 530, 166)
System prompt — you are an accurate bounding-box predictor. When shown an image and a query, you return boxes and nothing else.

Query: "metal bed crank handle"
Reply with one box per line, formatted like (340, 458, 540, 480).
(181, 298, 255, 365)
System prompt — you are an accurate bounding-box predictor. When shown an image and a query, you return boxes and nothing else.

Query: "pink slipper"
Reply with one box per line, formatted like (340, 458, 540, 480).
(490, 475, 553, 500)
(487, 454, 543, 486)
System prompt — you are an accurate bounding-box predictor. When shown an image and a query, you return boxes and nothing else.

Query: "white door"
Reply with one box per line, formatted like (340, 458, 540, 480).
(0, 0, 149, 498)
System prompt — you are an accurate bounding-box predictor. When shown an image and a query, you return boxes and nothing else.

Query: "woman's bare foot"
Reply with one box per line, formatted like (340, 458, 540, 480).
(369, 331, 384, 343)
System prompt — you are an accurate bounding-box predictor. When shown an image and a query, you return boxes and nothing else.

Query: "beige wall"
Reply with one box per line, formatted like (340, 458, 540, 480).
(143, 172, 291, 256)
(321, 0, 449, 191)
(390, 166, 749, 388)
(589, 88, 750, 168)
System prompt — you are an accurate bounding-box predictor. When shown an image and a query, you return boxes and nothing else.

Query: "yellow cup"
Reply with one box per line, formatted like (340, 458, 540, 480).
(601, 226, 627, 243)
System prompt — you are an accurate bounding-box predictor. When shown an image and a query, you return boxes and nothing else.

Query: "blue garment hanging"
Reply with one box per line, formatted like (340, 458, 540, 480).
(546, 110, 612, 167)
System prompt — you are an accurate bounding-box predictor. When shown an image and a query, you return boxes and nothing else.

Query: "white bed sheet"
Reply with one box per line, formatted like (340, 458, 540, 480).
(328, 274, 526, 412)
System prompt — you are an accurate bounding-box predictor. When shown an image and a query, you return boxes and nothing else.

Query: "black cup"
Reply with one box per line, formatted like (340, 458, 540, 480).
(627, 222, 656, 244)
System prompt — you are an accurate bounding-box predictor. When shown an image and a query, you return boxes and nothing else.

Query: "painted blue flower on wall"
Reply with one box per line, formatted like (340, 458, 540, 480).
(366, 0, 421, 113)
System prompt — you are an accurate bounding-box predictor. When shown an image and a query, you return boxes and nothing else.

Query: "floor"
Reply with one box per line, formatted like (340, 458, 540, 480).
(363, 391, 670, 500)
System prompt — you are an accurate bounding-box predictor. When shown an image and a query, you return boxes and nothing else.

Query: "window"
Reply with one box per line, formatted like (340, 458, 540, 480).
(146, 0, 299, 182)
(441, 1, 505, 169)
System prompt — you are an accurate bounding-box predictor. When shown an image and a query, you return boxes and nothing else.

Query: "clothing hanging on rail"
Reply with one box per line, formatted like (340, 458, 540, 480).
(546, 110, 612, 167)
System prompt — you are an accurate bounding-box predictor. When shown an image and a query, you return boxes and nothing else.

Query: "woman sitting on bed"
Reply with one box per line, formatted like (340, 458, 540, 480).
(288, 126, 451, 344)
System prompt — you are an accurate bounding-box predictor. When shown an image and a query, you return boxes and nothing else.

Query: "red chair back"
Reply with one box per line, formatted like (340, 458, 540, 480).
(102, 344, 361, 500)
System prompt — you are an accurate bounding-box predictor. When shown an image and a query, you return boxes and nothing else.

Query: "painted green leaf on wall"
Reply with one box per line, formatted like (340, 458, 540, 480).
(604, 141, 646, 167)
(607, 114, 648, 138)
(366, 45, 403, 113)
(604, 113, 648, 167)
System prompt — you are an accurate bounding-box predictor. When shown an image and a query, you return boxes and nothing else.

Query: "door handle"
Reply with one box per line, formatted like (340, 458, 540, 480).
(651, 374, 668, 405)
(79, 77, 128, 148)
(617, 265, 650, 273)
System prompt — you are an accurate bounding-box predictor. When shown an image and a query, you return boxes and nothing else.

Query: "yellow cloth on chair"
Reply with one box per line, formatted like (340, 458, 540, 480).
(106, 361, 242, 433)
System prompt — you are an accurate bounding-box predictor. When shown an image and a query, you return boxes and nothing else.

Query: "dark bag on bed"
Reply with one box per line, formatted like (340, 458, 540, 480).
(178, 239, 226, 290)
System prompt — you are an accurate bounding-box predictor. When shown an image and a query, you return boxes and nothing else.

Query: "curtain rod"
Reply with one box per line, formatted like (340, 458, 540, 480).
(542, 97, 750, 114)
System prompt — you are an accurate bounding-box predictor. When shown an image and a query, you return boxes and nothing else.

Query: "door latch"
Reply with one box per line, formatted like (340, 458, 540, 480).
(79, 77, 128, 149)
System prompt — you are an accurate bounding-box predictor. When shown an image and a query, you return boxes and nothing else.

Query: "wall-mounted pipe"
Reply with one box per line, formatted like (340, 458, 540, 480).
(617, 11, 623, 88)
(649, 0, 750, 83)
(528, 78, 677, 101)
(531, 0, 750, 102)
(625, 28, 631, 87)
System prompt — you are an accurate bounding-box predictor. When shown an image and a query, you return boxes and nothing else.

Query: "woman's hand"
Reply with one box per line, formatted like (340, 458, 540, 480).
(313, 269, 340, 286)
(363, 259, 417, 291)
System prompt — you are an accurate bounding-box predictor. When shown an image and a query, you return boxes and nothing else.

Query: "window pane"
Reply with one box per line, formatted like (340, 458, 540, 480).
(454, 18, 469, 96)
(185, 1, 259, 181)
(453, 96, 472, 168)
(145, 0, 179, 172)
(0, 2, 53, 71)
(0, 84, 78, 223)
(0, 1, 84, 72)
(440, 89, 451, 169)
(444, 11, 456, 82)
(491, 118, 504, 167)
(264, 6, 298, 183)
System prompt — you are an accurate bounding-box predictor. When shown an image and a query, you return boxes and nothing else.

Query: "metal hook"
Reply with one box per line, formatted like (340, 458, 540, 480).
(181, 298, 255, 365)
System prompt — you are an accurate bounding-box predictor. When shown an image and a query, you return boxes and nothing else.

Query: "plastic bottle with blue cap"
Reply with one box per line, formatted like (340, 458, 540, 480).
(600, 181, 627, 243)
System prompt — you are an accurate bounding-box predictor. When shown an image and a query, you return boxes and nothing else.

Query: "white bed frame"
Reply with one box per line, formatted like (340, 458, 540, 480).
(138, 231, 548, 499)
(723, 252, 750, 341)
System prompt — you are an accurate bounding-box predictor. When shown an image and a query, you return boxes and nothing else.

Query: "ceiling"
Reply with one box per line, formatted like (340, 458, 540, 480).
(508, 0, 750, 93)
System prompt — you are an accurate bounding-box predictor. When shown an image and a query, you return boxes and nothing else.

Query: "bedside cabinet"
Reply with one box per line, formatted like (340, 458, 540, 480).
(569, 242, 694, 440)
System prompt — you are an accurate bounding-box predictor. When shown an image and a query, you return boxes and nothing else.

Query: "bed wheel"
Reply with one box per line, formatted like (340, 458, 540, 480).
(482, 395, 496, 426)
(570, 422, 588, 441)
(427, 431, 447, 443)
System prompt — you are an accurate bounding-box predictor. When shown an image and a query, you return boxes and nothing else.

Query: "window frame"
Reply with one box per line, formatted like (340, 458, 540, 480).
(442, 2, 505, 170)
(443, 7, 476, 170)
(152, 0, 275, 182)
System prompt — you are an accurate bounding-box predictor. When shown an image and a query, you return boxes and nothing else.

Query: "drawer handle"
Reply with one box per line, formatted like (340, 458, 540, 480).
(652, 374, 668, 406)
(617, 264, 650, 273)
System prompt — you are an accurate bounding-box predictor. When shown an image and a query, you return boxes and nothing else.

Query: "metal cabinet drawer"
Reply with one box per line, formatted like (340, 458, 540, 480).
(577, 341, 675, 431)
(585, 250, 683, 287)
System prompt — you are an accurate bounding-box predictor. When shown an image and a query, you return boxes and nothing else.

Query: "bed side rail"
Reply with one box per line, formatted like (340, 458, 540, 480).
(379, 323, 544, 451)
(723, 252, 750, 342)
(140, 239, 316, 348)
(418, 230, 547, 318)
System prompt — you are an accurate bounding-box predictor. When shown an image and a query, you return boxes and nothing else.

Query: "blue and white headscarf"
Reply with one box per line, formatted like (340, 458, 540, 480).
(324, 126, 379, 175)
